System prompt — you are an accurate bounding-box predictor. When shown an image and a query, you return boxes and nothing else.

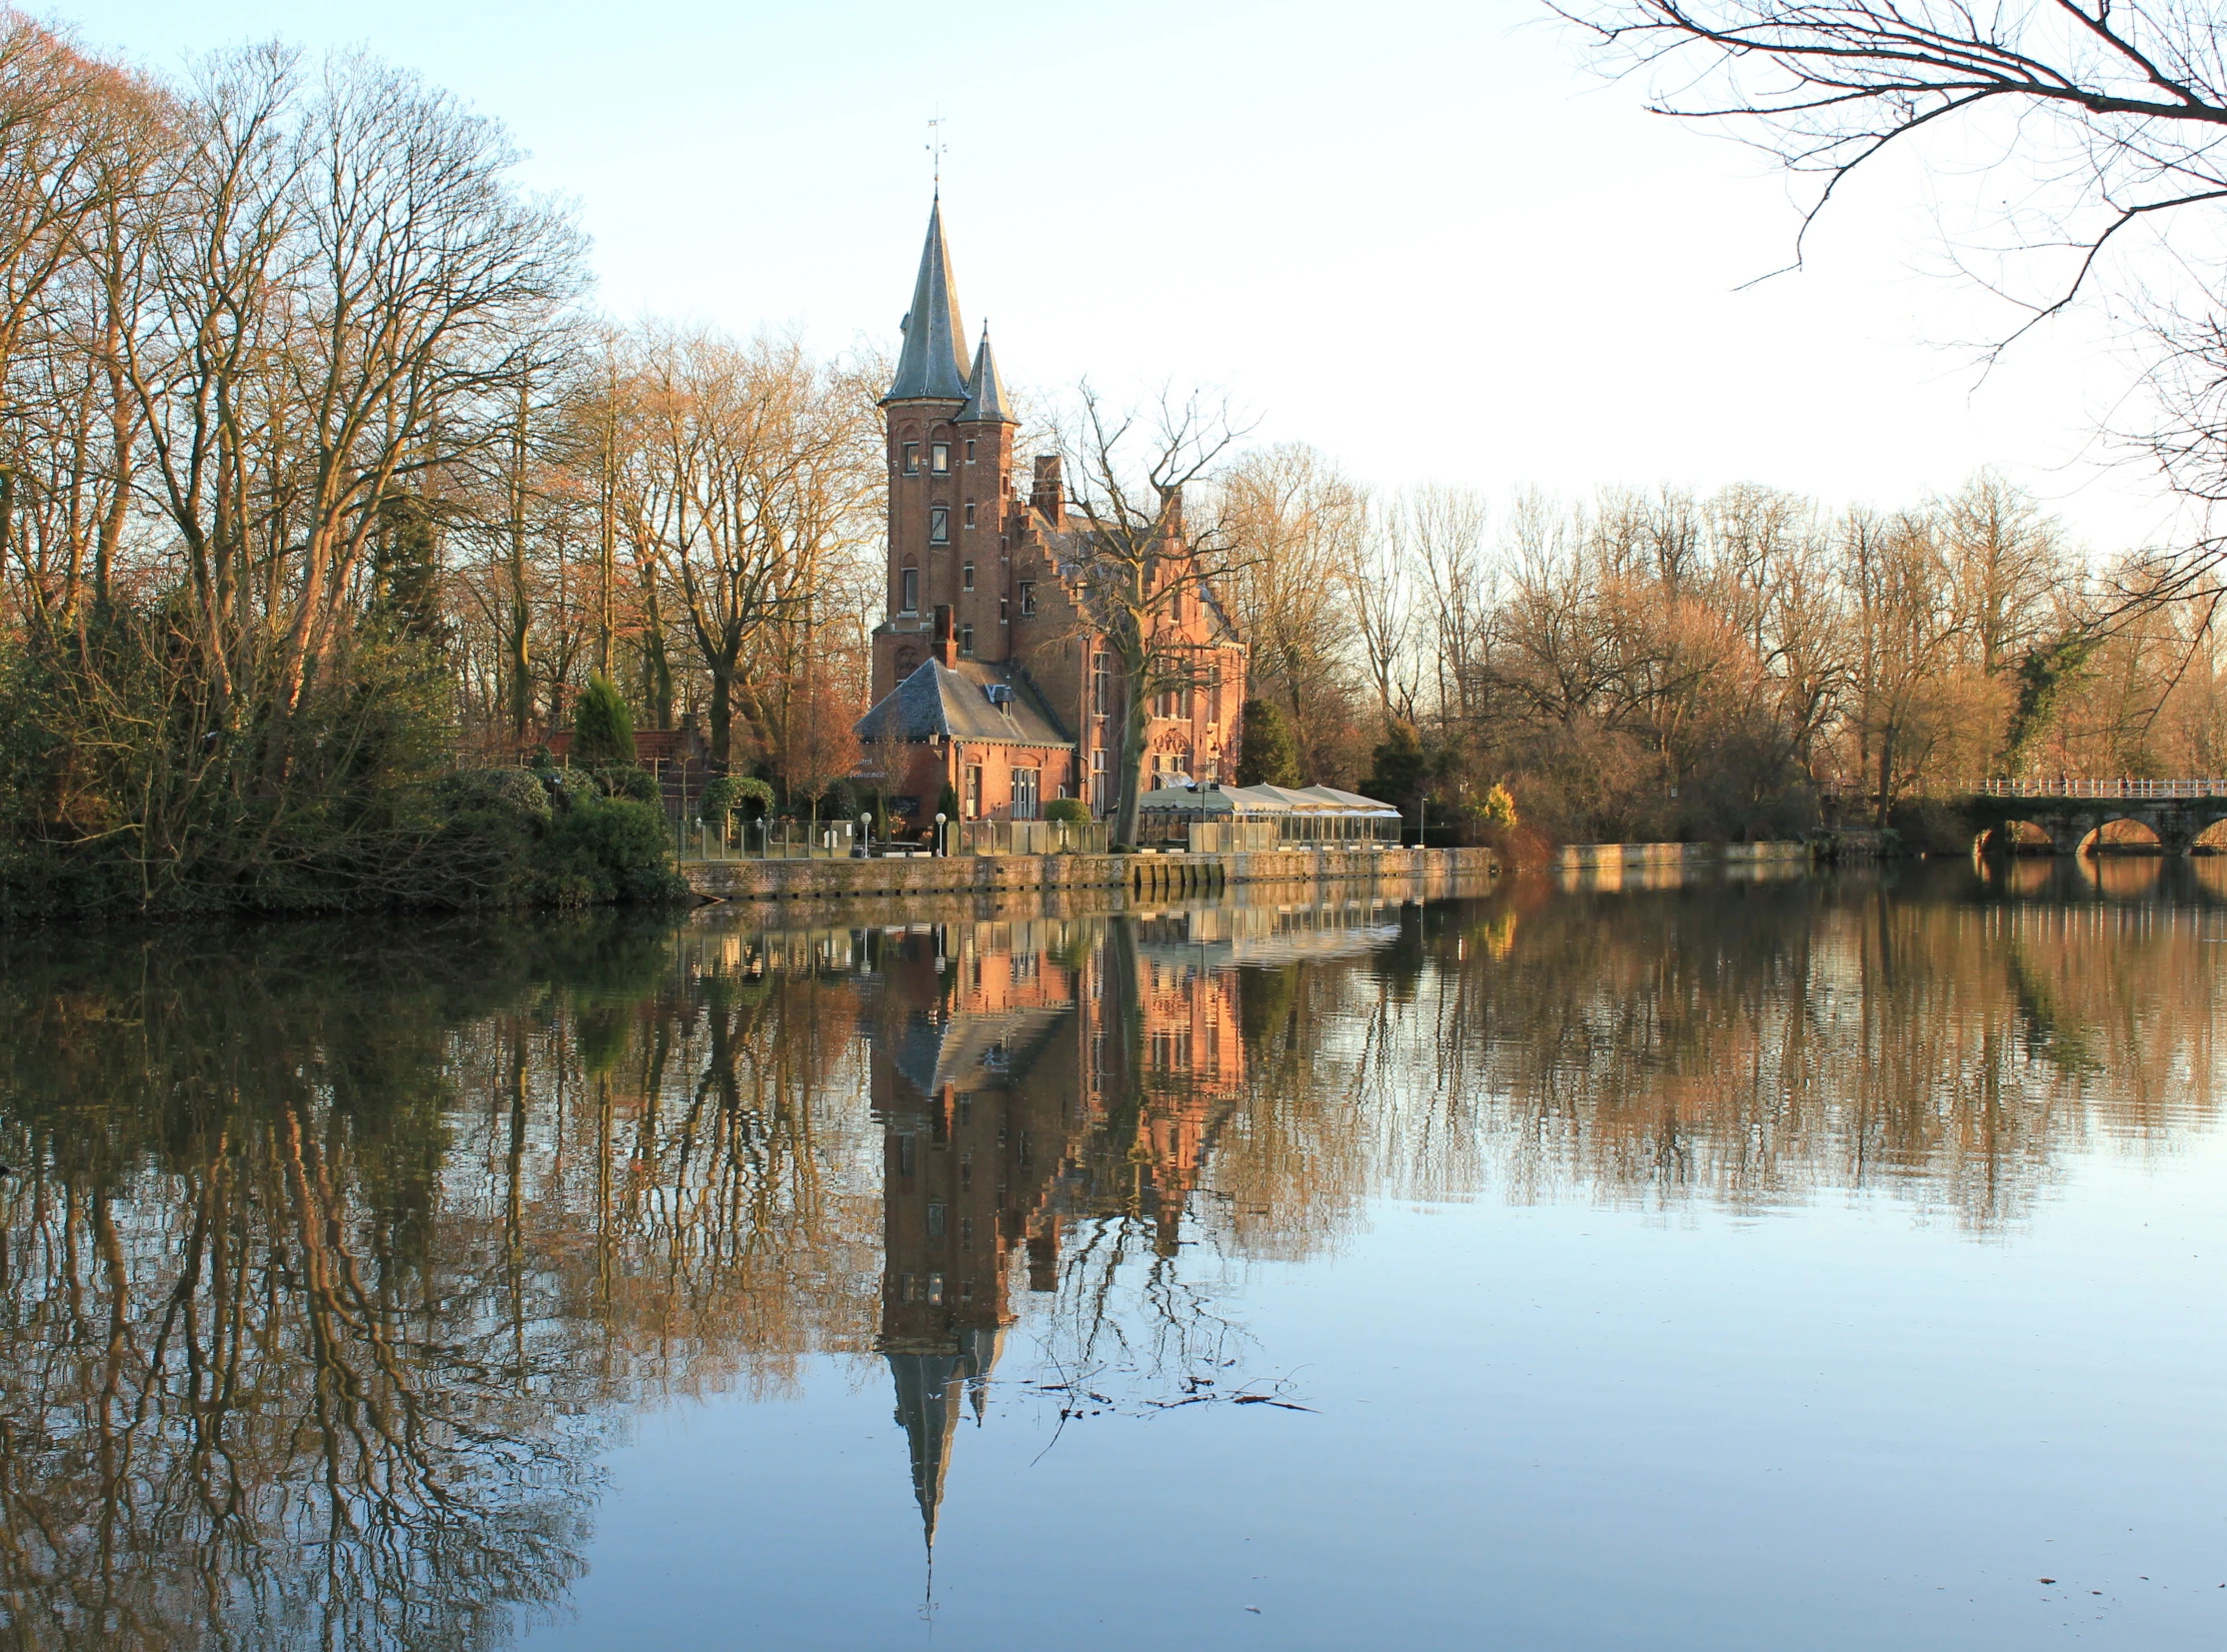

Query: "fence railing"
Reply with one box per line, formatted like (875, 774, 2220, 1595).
(1186, 821, 1280, 853)
(1820, 778, 2227, 803)
(677, 818, 858, 860)
(1973, 779, 2227, 801)
(957, 819, 1110, 856)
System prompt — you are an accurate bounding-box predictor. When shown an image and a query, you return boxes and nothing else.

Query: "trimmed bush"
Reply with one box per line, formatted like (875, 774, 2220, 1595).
(1044, 797, 1090, 825)
(699, 775, 773, 823)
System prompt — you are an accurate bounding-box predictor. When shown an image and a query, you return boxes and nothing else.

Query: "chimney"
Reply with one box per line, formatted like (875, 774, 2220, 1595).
(1031, 454, 1064, 527)
(933, 603, 957, 667)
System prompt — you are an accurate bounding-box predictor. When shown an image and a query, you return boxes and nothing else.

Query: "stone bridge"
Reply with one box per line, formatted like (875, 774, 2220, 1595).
(1957, 781, 2227, 854)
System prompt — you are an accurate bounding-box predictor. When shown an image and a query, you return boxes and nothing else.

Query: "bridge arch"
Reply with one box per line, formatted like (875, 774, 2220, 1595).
(1973, 819, 2058, 856)
(2188, 813, 2227, 852)
(2075, 816, 2164, 856)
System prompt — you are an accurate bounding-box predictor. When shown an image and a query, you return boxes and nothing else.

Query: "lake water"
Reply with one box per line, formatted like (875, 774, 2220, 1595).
(3, 859, 2224, 1650)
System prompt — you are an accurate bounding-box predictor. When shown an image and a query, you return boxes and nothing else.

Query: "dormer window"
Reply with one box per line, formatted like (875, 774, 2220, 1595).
(962, 562, 975, 591)
(900, 566, 919, 614)
(931, 443, 951, 475)
(902, 443, 919, 476)
(930, 506, 950, 545)
(964, 502, 976, 528)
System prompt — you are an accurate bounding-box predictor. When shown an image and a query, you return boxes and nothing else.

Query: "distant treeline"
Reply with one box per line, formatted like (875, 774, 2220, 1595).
(1214, 450, 2223, 844)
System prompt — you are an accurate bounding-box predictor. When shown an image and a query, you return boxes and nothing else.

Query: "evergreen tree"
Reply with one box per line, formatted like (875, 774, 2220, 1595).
(1366, 719, 1427, 813)
(370, 490, 446, 645)
(1236, 699, 1301, 788)
(571, 674, 635, 769)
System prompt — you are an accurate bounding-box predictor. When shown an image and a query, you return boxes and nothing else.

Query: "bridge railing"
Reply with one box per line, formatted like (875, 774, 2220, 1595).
(1973, 779, 2227, 801)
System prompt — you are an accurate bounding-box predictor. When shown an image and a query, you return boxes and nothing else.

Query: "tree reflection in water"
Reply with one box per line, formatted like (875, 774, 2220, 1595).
(0, 864, 2219, 1645)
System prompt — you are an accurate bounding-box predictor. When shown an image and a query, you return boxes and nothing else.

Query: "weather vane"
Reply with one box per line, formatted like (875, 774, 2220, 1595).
(927, 112, 946, 195)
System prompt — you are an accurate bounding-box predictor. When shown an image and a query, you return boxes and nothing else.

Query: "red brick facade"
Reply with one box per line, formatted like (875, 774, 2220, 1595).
(864, 201, 1245, 820)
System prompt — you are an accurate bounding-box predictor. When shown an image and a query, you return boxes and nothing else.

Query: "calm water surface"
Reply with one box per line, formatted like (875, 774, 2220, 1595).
(3, 860, 2224, 1649)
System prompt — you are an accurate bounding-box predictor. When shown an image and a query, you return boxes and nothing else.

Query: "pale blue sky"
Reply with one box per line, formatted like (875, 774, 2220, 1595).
(62, 0, 2168, 549)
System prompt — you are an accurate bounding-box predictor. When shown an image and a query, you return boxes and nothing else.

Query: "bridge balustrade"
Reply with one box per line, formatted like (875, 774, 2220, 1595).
(1975, 779, 2227, 801)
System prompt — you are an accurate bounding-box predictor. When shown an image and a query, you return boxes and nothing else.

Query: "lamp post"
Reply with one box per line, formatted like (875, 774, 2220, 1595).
(935, 812, 948, 857)
(858, 812, 872, 857)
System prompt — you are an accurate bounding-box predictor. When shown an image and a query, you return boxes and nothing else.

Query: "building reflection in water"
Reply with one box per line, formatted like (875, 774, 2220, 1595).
(866, 903, 1329, 1543)
(4, 869, 2227, 1644)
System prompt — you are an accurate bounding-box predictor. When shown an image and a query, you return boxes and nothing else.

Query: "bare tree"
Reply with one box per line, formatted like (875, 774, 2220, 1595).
(1058, 385, 1252, 847)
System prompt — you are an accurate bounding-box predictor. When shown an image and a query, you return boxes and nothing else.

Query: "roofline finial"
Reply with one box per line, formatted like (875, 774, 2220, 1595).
(926, 111, 946, 198)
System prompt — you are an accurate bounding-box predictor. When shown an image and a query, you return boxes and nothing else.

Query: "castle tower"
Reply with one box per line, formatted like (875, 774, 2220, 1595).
(876, 200, 1013, 703)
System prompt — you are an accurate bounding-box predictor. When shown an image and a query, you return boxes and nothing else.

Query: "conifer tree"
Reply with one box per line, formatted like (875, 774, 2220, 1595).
(1236, 699, 1301, 788)
(571, 675, 635, 769)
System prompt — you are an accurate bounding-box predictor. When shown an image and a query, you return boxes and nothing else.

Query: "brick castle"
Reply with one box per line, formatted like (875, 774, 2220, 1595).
(857, 198, 1247, 823)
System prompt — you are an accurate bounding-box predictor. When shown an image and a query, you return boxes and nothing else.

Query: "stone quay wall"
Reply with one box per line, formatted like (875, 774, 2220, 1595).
(1550, 840, 1812, 870)
(682, 845, 1499, 903)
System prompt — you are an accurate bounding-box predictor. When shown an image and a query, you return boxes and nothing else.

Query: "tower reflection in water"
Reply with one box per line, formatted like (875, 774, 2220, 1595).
(866, 903, 1308, 1543)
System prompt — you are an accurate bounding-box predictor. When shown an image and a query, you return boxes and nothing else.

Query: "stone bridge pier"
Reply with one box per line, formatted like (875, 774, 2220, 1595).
(1959, 792, 2227, 855)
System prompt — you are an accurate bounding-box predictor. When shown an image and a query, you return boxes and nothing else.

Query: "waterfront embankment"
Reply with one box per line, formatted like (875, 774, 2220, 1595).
(682, 844, 1497, 901)
(1550, 840, 1813, 889)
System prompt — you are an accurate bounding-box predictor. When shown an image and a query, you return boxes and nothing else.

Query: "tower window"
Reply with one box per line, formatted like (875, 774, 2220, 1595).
(965, 438, 977, 462)
(930, 506, 950, 544)
(964, 501, 976, 528)
(901, 566, 919, 614)
(1018, 580, 1036, 616)
(931, 442, 951, 475)
(902, 443, 919, 476)
(962, 562, 975, 591)
(960, 625, 974, 657)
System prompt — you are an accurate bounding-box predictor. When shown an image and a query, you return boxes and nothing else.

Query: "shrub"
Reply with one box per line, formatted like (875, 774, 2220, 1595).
(570, 675, 635, 769)
(600, 767, 660, 805)
(1044, 797, 1091, 825)
(435, 767, 552, 826)
(537, 797, 686, 906)
(1481, 783, 1518, 831)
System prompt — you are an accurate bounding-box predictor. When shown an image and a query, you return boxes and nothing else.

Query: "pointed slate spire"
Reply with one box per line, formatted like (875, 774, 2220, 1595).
(884, 199, 970, 404)
(958, 323, 1016, 425)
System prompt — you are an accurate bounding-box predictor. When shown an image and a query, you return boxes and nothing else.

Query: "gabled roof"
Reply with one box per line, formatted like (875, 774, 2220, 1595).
(883, 199, 970, 404)
(855, 658, 1073, 750)
(958, 325, 1015, 425)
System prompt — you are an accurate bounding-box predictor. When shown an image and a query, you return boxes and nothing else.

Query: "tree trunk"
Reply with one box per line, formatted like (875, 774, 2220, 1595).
(1114, 679, 1148, 847)
(1874, 723, 1895, 829)
(710, 668, 733, 768)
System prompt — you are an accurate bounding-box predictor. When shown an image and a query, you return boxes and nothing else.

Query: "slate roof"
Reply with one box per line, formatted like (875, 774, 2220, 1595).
(883, 199, 970, 404)
(958, 325, 1015, 425)
(855, 659, 1074, 750)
